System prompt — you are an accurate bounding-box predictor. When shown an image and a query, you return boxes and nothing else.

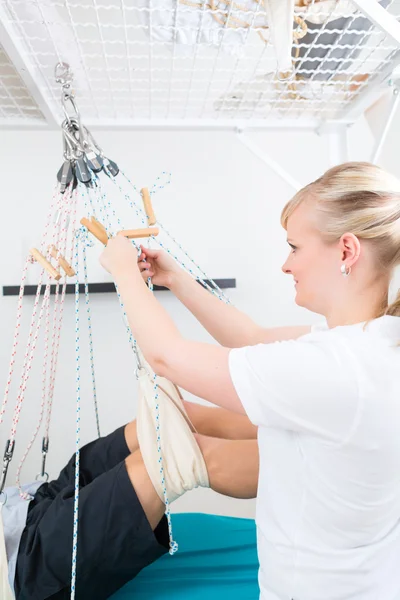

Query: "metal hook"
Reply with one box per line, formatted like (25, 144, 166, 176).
(0, 471, 7, 496)
(62, 92, 81, 126)
(133, 344, 143, 370)
(0, 439, 15, 495)
(55, 62, 73, 88)
(68, 117, 95, 163)
(35, 436, 49, 482)
(134, 366, 147, 380)
(62, 128, 75, 161)
(62, 120, 84, 158)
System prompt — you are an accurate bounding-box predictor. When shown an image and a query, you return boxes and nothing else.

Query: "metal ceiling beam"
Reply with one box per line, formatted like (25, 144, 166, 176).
(0, 116, 358, 132)
(0, 4, 59, 128)
(330, 0, 400, 126)
(80, 118, 336, 131)
(236, 129, 301, 191)
(339, 49, 400, 124)
(370, 83, 400, 163)
(352, 0, 400, 47)
(0, 118, 48, 130)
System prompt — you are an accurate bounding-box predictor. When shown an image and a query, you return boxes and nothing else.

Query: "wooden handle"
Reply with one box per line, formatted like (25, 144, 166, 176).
(141, 188, 156, 226)
(117, 227, 159, 239)
(80, 217, 108, 245)
(50, 246, 75, 277)
(30, 248, 61, 281)
(91, 216, 107, 235)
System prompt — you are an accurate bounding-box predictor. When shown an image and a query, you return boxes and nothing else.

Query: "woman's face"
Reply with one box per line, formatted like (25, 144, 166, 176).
(281, 201, 342, 315)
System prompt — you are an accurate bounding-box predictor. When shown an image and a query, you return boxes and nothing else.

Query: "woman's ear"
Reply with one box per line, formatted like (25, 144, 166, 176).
(339, 233, 361, 267)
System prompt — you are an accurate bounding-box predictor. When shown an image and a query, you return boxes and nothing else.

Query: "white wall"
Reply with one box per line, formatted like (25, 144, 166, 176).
(0, 118, 394, 518)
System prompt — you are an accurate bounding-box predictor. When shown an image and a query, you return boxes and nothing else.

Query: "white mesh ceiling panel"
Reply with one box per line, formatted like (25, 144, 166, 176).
(0, 43, 43, 120)
(0, 0, 400, 127)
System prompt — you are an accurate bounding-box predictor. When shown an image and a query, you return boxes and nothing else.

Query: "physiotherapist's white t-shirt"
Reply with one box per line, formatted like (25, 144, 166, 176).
(229, 315, 400, 600)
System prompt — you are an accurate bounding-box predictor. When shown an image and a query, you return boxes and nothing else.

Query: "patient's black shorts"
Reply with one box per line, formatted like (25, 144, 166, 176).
(15, 426, 169, 600)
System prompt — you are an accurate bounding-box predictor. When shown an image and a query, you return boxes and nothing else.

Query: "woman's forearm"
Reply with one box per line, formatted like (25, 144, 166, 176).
(170, 271, 261, 347)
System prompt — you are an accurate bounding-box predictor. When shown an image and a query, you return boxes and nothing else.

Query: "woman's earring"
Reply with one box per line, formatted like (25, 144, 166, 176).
(341, 264, 351, 277)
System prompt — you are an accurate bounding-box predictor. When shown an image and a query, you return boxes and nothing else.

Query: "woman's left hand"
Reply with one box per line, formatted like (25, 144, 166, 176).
(100, 236, 139, 278)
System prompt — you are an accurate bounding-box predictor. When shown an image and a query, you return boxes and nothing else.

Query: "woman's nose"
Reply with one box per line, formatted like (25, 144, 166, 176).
(281, 260, 291, 274)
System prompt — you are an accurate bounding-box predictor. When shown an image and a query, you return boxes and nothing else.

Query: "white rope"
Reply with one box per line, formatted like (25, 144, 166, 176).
(15, 187, 77, 493)
(71, 229, 81, 600)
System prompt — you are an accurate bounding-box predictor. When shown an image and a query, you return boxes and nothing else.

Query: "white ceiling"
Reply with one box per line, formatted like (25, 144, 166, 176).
(0, 43, 42, 119)
(1, 0, 400, 129)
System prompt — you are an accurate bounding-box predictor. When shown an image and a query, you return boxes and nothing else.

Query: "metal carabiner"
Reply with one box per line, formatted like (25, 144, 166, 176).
(62, 91, 81, 127)
(68, 117, 97, 168)
(56, 62, 84, 151)
(134, 366, 147, 380)
(0, 439, 15, 495)
(0, 469, 8, 496)
(69, 117, 88, 147)
(62, 118, 83, 151)
(62, 121, 85, 160)
(85, 128, 104, 158)
(133, 344, 143, 370)
(133, 344, 148, 380)
(70, 121, 104, 172)
(35, 436, 49, 483)
(62, 127, 75, 161)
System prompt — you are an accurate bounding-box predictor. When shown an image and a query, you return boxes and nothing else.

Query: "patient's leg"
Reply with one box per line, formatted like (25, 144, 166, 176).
(126, 433, 259, 535)
(195, 434, 259, 499)
(124, 400, 256, 460)
(126, 449, 165, 530)
(184, 401, 257, 440)
(128, 365, 258, 507)
(124, 419, 140, 453)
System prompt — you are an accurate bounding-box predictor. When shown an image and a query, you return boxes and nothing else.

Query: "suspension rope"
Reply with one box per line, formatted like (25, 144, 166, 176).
(15, 186, 78, 495)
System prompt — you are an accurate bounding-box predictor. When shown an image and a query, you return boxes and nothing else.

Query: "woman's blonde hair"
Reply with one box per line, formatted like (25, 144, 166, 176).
(281, 162, 400, 317)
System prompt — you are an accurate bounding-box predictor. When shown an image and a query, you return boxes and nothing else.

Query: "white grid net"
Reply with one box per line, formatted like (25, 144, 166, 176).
(0, 44, 43, 120)
(0, 0, 400, 125)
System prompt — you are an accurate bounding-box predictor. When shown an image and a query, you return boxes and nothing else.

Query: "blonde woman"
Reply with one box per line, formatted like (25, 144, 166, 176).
(101, 161, 400, 600)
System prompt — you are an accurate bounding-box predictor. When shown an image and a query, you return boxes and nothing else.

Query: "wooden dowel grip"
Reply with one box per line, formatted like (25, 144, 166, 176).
(141, 188, 156, 226)
(80, 217, 108, 245)
(117, 227, 159, 239)
(30, 248, 61, 281)
(50, 246, 75, 277)
(91, 216, 107, 235)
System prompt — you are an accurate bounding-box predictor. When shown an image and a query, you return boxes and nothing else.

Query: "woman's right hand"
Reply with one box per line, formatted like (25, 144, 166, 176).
(138, 245, 182, 288)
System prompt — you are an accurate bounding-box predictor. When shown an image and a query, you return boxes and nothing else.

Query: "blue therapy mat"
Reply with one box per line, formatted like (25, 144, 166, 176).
(111, 513, 259, 599)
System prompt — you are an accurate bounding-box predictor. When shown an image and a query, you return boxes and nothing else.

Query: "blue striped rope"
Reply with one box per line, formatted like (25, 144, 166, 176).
(116, 171, 230, 303)
(82, 242, 101, 439)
